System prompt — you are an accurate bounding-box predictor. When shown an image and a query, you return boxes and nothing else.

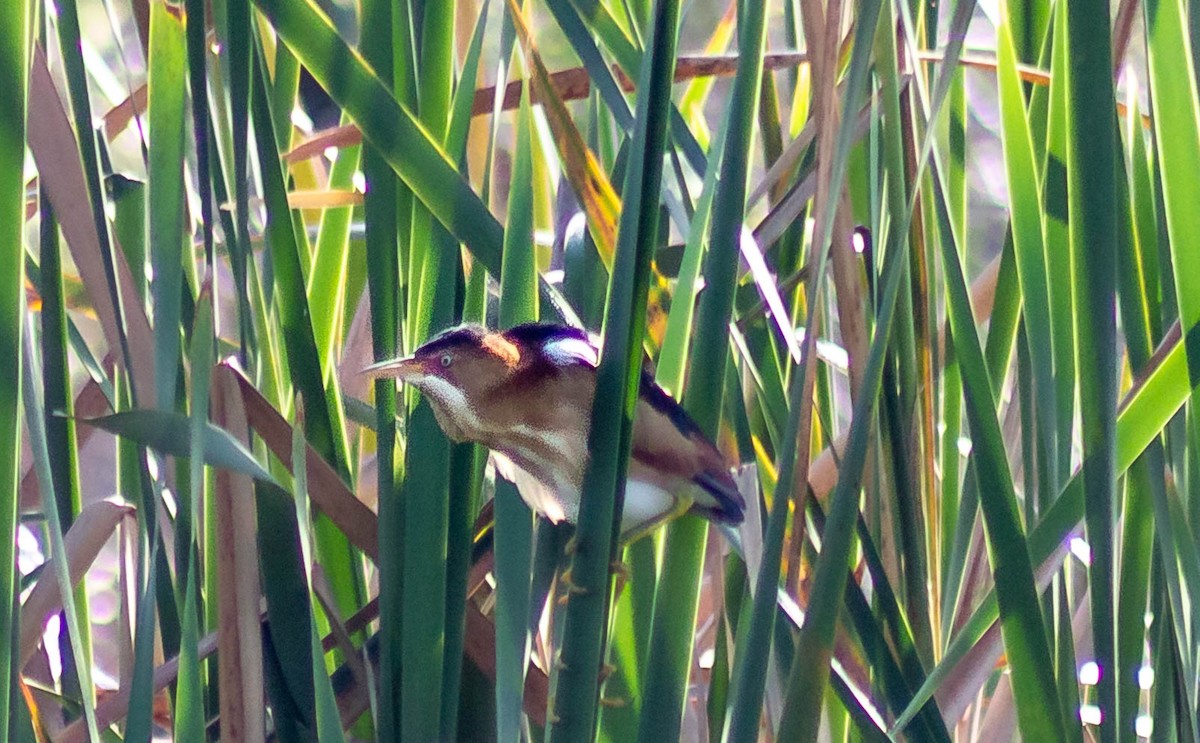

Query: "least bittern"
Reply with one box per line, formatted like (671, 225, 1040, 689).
(363, 322, 744, 539)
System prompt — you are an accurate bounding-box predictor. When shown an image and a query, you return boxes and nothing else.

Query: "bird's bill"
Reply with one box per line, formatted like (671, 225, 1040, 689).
(361, 356, 424, 382)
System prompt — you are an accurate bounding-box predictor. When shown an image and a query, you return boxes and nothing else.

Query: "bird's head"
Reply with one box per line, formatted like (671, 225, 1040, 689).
(361, 323, 599, 443)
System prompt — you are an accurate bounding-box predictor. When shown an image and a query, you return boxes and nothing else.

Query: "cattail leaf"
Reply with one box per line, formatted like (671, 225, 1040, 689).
(176, 280, 215, 743)
(997, 1, 1060, 497)
(306, 135, 361, 366)
(400, 2, 459, 740)
(356, 0, 404, 737)
(256, 477, 318, 736)
(148, 1, 189, 412)
(493, 38, 539, 743)
(1066, 1, 1120, 740)
(439, 8, 494, 739)
(253, 0, 506, 276)
(548, 1, 681, 739)
(21, 320, 102, 742)
(921, 147, 1067, 742)
(249, 36, 366, 675)
(80, 410, 279, 486)
(897, 316, 1200, 730)
(1041, 1, 1076, 496)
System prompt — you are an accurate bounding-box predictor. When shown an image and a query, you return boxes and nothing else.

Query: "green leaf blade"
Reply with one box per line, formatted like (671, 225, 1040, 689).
(149, 1, 189, 412)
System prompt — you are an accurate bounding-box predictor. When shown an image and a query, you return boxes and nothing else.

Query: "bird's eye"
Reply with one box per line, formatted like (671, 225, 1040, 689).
(440, 353, 453, 368)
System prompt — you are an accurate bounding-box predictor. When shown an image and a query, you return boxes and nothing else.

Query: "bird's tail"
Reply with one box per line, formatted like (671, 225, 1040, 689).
(690, 469, 746, 524)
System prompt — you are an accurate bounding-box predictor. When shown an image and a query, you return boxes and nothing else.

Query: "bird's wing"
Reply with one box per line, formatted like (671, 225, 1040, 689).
(631, 374, 744, 524)
(511, 325, 745, 525)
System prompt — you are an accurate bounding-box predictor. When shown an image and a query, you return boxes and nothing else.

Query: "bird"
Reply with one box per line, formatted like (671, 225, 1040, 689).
(362, 322, 744, 540)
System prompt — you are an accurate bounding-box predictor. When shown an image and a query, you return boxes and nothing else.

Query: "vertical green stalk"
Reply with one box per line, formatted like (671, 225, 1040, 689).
(307, 135, 361, 366)
(0, 0, 26, 732)
(926, 157, 1068, 742)
(637, 1, 765, 741)
(1009, 0, 1050, 63)
(440, 9, 493, 739)
(777, 11, 919, 735)
(1144, 0, 1200, 728)
(37, 0, 88, 687)
(939, 64, 965, 628)
(185, 0, 215, 275)
(252, 39, 355, 506)
(494, 74, 538, 743)
(226, 0, 256, 360)
(249, 33, 363, 672)
(183, 19, 217, 667)
(269, 40, 301, 149)
(996, 2, 1059, 498)
(1042, 0, 1075, 499)
(398, 3, 456, 740)
(547, 1, 679, 739)
(40, 190, 91, 706)
(251, 0, 506, 275)
(177, 286, 215, 743)
(149, 0, 188, 412)
(23, 320, 102, 741)
(721, 314, 812, 743)
(358, 0, 402, 737)
(1067, 1, 1119, 740)
(250, 38, 350, 475)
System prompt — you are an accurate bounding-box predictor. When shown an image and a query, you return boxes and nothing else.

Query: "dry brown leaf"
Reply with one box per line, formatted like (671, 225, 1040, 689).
(58, 632, 220, 743)
(285, 123, 361, 164)
(220, 361, 380, 560)
(27, 44, 157, 405)
(212, 366, 267, 743)
(102, 84, 147, 144)
(18, 498, 136, 669)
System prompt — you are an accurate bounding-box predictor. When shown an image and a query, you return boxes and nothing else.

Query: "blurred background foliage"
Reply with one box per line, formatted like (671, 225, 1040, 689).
(2, 0, 1198, 741)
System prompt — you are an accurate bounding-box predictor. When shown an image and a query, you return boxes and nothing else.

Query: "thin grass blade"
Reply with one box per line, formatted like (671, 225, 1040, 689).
(21, 319, 101, 742)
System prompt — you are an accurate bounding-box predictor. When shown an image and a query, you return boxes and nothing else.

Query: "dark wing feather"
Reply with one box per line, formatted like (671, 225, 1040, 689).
(689, 472, 745, 524)
(634, 371, 745, 524)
